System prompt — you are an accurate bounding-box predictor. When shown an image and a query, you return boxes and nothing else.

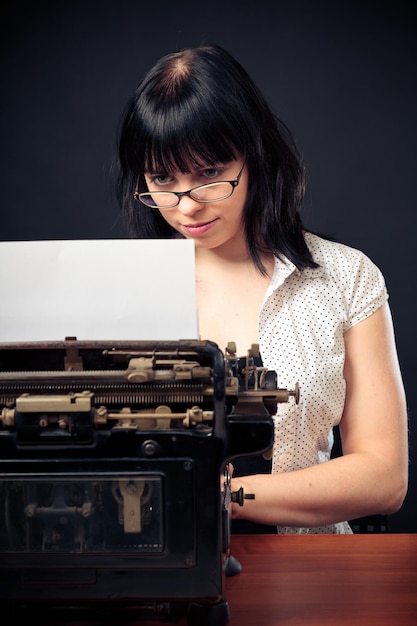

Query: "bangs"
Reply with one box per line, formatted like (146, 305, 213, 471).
(140, 104, 240, 174)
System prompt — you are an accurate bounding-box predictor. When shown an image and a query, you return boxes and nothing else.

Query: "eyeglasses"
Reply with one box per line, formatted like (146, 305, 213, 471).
(134, 162, 245, 209)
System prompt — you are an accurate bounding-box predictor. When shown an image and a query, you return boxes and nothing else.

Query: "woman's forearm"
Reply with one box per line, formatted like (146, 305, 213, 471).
(230, 450, 408, 528)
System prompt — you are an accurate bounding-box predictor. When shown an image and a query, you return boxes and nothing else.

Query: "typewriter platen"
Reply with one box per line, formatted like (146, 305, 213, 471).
(0, 338, 298, 624)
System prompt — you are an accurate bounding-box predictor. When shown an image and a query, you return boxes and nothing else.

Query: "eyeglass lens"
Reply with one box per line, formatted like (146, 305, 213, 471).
(140, 181, 234, 208)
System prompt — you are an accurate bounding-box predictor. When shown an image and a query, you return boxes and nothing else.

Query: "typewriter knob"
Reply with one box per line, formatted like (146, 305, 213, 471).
(141, 439, 160, 457)
(231, 487, 255, 506)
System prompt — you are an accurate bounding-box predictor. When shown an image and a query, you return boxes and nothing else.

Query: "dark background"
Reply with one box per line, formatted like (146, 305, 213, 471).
(1, 1, 415, 532)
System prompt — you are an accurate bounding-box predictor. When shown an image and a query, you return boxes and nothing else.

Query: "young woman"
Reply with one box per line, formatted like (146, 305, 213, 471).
(115, 44, 408, 533)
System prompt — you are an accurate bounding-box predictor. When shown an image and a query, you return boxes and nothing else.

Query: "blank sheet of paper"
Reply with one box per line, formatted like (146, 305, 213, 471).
(0, 239, 198, 342)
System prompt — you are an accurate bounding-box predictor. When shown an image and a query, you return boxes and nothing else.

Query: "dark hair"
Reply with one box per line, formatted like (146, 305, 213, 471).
(115, 44, 317, 272)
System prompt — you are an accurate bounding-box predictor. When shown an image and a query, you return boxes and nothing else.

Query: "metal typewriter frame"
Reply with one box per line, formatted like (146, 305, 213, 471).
(0, 338, 297, 624)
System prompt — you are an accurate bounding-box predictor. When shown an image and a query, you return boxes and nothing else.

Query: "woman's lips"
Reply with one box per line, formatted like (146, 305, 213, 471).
(182, 218, 218, 235)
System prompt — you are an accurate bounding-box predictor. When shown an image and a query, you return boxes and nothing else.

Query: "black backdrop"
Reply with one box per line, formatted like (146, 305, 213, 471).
(1, 0, 416, 532)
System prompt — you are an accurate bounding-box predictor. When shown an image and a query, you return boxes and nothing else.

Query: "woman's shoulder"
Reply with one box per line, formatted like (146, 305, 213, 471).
(303, 231, 381, 277)
(302, 231, 388, 326)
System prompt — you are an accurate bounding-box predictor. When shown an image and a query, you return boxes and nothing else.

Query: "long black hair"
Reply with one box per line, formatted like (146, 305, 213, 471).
(116, 44, 317, 273)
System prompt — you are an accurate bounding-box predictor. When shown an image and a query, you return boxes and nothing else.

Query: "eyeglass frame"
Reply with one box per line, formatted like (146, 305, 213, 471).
(133, 161, 246, 209)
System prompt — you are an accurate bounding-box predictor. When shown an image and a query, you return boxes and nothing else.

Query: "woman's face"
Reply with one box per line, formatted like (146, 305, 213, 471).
(143, 157, 248, 252)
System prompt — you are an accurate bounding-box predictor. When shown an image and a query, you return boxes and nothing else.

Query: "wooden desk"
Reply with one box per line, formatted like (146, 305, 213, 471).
(41, 533, 417, 626)
(225, 533, 417, 625)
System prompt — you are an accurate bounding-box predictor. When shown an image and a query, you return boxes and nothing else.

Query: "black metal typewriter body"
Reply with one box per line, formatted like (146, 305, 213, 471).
(0, 338, 297, 624)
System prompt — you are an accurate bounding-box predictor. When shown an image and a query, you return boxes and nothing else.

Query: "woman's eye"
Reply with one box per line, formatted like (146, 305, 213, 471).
(203, 168, 221, 180)
(150, 174, 172, 186)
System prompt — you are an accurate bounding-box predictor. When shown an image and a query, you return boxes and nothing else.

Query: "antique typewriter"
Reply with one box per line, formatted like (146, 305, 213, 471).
(0, 337, 298, 624)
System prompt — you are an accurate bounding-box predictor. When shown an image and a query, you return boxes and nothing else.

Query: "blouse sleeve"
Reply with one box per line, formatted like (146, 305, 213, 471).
(342, 248, 388, 331)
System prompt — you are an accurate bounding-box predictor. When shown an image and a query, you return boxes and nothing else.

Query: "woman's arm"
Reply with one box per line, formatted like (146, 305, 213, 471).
(230, 302, 409, 527)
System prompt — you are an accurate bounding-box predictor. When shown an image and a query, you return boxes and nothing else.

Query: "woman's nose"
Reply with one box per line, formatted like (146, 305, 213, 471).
(176, 195, 203, 215)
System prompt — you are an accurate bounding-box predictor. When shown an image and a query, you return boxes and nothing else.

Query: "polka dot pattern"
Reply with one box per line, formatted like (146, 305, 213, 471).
(259, 232, 388, 534)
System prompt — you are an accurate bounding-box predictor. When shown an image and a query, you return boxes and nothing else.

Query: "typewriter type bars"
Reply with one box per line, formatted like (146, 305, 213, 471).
(0, 338, 297, 624)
